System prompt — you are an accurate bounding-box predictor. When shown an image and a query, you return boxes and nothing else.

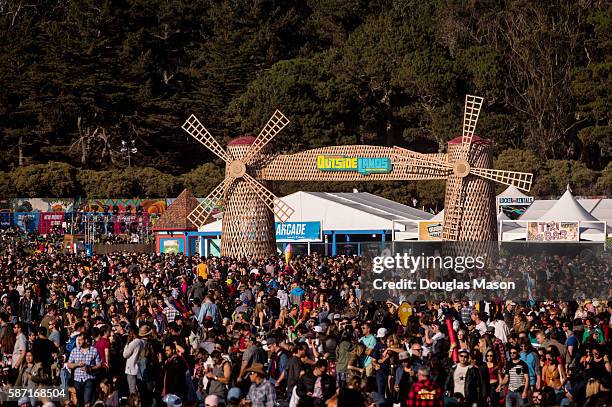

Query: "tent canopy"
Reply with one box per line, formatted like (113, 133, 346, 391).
(537, 187, 599, 222)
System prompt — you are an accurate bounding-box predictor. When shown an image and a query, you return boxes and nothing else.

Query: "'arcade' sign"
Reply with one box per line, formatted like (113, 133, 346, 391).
(316, 155, 392, 175)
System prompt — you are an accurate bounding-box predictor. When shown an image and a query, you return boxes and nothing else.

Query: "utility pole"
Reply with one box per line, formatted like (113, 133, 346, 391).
(120, 140, 138, 168)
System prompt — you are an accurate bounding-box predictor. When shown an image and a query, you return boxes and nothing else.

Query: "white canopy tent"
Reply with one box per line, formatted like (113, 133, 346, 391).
(501, 187, 608, 242)
(198, 191, 433, 252)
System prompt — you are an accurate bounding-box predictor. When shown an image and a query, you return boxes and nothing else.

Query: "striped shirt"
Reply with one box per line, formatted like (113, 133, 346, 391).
(68, 346, 101, 382)
(163, 305, 180, 323)
(505, 360, 529, 392)
(461, 306, 473, 325)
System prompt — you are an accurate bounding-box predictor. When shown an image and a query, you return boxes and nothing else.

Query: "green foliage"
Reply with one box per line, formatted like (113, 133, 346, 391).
(0, 0, 609, 206)
(181, 163, 225, 196)
(533, 160, 599, 197)
(495, 149, 541, 174)
(0, 171, 13, 198)
(595, 162, 612, 193)
(11, 162, 77, 197)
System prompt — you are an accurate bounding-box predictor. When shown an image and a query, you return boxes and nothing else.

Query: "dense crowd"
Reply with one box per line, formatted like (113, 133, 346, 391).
(0, 228, 610, 407)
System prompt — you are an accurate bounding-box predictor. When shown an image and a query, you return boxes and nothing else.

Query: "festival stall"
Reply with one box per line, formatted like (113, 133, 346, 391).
(193, 191, 433, 255)
(501, 186, 608, 242)
(153, 189, 201, 254)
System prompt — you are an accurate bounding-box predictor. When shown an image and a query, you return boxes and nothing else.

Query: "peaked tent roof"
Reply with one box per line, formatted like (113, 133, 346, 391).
(431, 209, 445, 221)
(153, 189, 201, 230)
(538, 187, 599, 222)
(497, 185, 530, 199)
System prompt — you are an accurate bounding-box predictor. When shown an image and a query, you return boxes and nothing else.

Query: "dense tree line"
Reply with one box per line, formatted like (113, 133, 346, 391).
(0, 0, 609, 206)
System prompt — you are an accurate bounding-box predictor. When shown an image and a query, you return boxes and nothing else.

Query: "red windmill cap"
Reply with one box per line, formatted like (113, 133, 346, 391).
(447, 135, 492, 145)
(228, 135, 257, 146)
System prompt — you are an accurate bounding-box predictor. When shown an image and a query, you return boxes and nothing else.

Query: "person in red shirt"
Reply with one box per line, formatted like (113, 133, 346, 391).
(93, 325, 111, 370)
(405, 366, 443, 407)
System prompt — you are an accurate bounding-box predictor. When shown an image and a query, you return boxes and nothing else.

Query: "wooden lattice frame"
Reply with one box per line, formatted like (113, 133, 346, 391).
(181, 95, 534, 257)
(259, 146, 449, 181)
(441, 142, 497, 241)
(221, 143, 277, 258)
(470, 168, 533, 192)
(462, 95, 484, 145)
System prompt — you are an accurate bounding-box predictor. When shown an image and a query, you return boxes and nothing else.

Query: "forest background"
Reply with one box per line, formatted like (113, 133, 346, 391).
(0, 0, 609, 211)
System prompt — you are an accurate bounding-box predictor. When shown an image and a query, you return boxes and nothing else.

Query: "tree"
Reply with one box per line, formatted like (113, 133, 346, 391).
(11, 162, 77, 197)
(571, 5, 612, 169)
(533, 160, 599, 197)
(595, 162, 612, 194)
(181, 162, 225, 196)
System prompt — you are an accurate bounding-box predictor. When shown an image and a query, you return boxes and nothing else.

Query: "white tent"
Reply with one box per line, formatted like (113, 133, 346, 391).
(431, 209, 444, 221)
(538, 187, 599, 221)
(200, 191, 433, 237)
(497, 185, 531, 200)
(497, 211, 510, 221)
(501, 186, 607, 241)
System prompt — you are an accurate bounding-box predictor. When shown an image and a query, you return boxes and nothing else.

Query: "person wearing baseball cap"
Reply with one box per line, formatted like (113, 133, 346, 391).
(371, 327, 390, 396)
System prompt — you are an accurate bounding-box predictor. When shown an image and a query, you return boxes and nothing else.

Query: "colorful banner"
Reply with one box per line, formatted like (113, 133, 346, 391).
(500, 205, 529, 220)
(418, 221, 443, 241)
(112, 214, 149, 235)
(38, 212, 65, 234)
(79, 198, 167, 214)
(527, 221, 579, 242)
(0, 212, 11, 229)
(12, 212, 40, 232)
(275, 221, 321, 242)
(11, 198, 75, 212)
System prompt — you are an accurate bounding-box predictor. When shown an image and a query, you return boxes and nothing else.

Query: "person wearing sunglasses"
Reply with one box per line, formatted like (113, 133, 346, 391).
(444, 348, 483, 405)
(501, 346, 530, 406)
(486, 350, 505, 406)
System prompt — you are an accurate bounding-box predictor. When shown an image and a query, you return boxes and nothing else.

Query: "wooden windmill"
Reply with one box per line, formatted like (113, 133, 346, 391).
(181, 111, 295, 257)
(182, 95, 533, 258)
(391, 95, 533, 240)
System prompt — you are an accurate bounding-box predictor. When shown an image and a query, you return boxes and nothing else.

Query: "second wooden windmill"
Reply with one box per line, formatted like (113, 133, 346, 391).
(182, 95, 533, 258)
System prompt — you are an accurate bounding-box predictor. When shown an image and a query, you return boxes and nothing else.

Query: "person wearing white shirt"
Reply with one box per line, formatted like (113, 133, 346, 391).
(123, 326, 149, 394)
(488, 313, 510, 343)
(11, 323, 27, 369)
(471, 310, 487, 336)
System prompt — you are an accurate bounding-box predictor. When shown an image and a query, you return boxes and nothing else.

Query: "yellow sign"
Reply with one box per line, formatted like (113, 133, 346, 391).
(419, 221, 443, 241)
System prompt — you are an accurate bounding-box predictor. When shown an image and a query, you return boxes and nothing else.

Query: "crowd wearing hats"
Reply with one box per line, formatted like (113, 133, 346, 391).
(0, 229, 610, 407)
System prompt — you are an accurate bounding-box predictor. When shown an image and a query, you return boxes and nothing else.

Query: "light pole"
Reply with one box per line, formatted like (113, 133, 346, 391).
(120, 139, 138, 168)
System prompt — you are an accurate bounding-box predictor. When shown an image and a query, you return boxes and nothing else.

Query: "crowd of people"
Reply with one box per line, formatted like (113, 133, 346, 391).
(0, 228, 610, 407)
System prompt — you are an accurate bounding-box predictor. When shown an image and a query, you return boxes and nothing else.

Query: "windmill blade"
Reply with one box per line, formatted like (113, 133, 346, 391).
(470, 167, 533, 192)
(461, 95, 484, 145)
(182, 114, 233, 163)
(242, 172, 295, 223)
(188, 177, 234, 228)
(242, 110, 290, 165)
(442, 177, 465, 241)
